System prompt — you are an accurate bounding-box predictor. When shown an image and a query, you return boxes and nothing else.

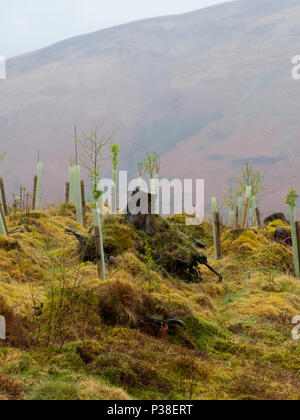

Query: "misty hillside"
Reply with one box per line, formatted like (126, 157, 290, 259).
(1, 0, 300, 213)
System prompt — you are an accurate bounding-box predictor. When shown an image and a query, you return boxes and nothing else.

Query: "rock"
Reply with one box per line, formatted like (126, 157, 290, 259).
(274, 226, 292, 246)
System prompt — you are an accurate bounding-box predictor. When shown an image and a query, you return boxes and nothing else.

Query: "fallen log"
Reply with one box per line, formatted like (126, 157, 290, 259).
(8, 228, 24, 235)
(64, 229, 86, 244)
(64, 223, 223, 283)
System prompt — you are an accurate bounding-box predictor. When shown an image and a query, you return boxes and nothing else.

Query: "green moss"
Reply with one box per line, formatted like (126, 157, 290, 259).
(264, 219, 290, 240)
(26, 376, 80, 400)
(0, 237, 21, 252)
(48, 203, 76, 219)
(103, 217, 136, 256)
(1, 206, 300, 400)
(93, 352, 172, 396)
(182, 316, 231, 352)
(251, 243, 293, 271)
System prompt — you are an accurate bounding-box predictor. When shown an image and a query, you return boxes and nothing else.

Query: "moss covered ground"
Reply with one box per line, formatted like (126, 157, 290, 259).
(0, 206, 299, 400)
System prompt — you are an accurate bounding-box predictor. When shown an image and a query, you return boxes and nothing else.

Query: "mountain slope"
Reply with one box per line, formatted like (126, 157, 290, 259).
(1, 0, 300, 213)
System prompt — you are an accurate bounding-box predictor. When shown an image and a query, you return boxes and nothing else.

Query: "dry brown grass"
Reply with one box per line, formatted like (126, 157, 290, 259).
(0, 373, 24, 400)
(97, 279, 156, 328)
(0, 297, 34, 349)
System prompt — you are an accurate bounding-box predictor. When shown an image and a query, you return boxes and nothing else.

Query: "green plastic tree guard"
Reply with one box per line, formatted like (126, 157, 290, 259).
(249, 208, 255, 226)
(34, 162, 43, 210)
(211, 197, 218, 259)
(0, 210, 7, 236)
(241, 186, 252, 229)
(229, 210, 234, 227)
(93, 207, 106, 281)
(290, 205, 300, 278)
(245, 186, 252, 199)
(74, 165, 83, 225)
(68, 166, 75, 204)
(238, 197, 243, 226)
(112, 168, 118, 190)
(150, 174, 159, 195)
(112, 168, 118, 214)
(0, 189, 4, 214)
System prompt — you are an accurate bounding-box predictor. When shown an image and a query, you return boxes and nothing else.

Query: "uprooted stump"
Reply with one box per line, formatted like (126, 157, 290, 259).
(65, 215, 222, 283)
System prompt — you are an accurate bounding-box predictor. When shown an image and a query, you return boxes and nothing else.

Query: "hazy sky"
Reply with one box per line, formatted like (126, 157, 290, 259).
(1, 0, 232, 58)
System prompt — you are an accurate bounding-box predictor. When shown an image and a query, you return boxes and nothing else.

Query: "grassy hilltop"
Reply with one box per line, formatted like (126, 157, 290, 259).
(0, 205, 300, 400)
